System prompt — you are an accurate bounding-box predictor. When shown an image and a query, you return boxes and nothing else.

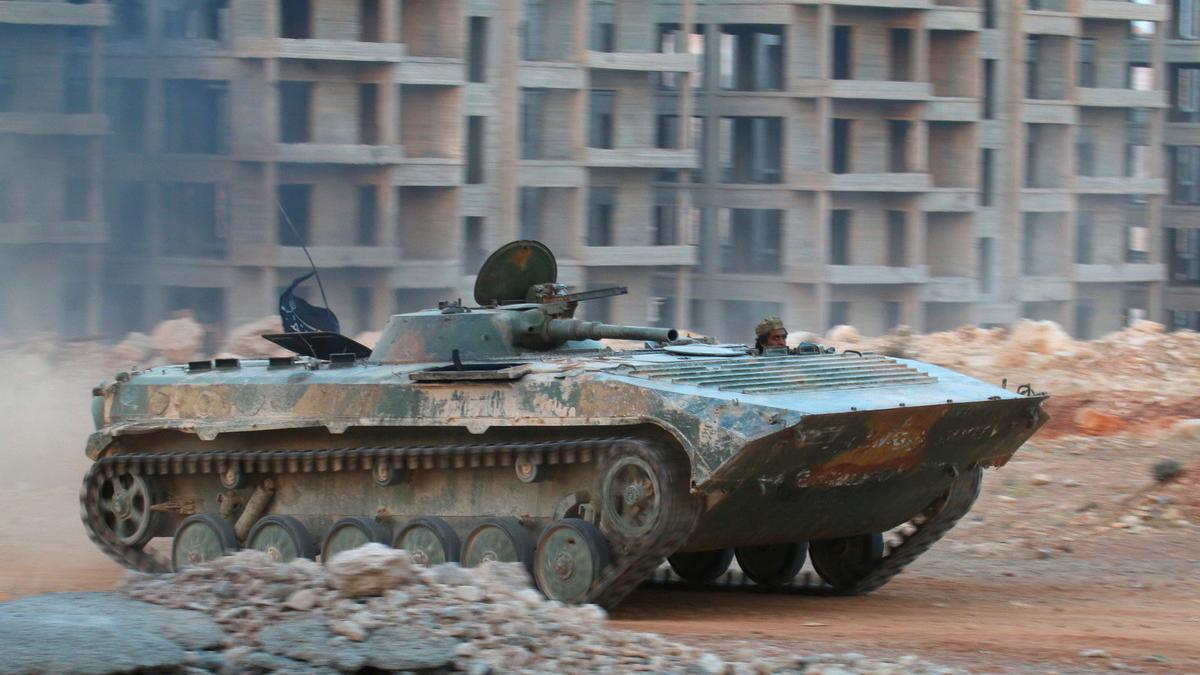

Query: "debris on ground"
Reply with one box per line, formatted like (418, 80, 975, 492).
(112, 546, 967, 674)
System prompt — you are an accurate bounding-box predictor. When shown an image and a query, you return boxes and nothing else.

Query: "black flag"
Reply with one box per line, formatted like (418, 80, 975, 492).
(279, 272, 341, 334)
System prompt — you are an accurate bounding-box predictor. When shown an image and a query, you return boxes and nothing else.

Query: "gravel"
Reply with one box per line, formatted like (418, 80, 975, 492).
(103, 545, 970, 673)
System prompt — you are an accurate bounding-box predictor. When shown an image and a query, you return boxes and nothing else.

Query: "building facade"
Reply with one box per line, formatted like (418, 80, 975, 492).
(1, 0, 1198, 344)
(0, 0, 110, 338)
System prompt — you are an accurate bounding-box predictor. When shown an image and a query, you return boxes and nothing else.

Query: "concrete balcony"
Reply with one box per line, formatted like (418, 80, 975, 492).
(1164, 205, 1200, 230)
(396, 58, 465, 86)
(1166, 40, 1200, 63)
(232, 245, 402, 268)
(1076, 87, 1166, 109)
(1021, 11, 1078, 37)
(233, 37, 406, 62)
(829, 80, 932, 101)
(390, 260, 462, 288)
(0, 220, 106, 245)
(921, 276, 978, 303)
(926, 6, 982, 31)
(518, 63, 585, 90)
(584, 147, 698, 169)
(1165, 286, 1200, 309)
(1019, 189, 1073, 211)
(1079, 0, 1169, 21)
(0, 1, 110, 26)
(584, 51, 698, 72)
(1073, 263, 1164, 283)
(580, 245, 698, 267)
(1020, 100, 1076, 124)
(827, 265, 929, 285)
(394, 158, 463, 186)
(924, 97, 978, 122)
(920, 188, 978, 212)
(1073, 176, 1166, 195)
(1164, 123, 1200, 146)
(0, 112, 108, 136)
(829, 173, 931, 192)
(241, 143, 405, 165)
(823, 0, 931, 8)
(1017, 276, 1074, 301)
(517, 161, 586, 188)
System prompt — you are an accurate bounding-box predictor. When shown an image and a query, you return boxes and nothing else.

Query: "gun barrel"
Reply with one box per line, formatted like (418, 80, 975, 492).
(547, 319, 678, 344)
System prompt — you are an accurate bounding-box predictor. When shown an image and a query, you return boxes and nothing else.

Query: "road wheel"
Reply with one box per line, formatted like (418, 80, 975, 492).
(461, 517, 534, 570)
(394, 516, 461, 566)
(246, 515, 317, 562)
(172, 514, 238, 571)
(321, 516, 391, 564)
(735, 542, 808, 588)
(809, 533, 885, 591)
(668, 548, 734, 584)
(534, 519, 610, 604)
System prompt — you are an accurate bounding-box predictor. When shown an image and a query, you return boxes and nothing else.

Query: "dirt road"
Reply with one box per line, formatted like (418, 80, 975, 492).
(613, 533, 1200, 673)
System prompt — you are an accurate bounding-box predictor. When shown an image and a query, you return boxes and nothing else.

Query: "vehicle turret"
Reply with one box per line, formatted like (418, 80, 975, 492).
(368, 241, 677, 362)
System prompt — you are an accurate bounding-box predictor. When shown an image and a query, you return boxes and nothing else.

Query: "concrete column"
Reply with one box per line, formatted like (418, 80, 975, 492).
(496, 0, 520, 240)
(675, 0, 695, 327)
(817, 3, 832, 80)
(379, 70, 398, 146)
(378, 170, 398, 249)
(264, 161, 278, 252)
(381, 0, 400, 43)
(912, 119, 928, 173)
(914, 19, 931, 84)
(572, 0, 586, 62)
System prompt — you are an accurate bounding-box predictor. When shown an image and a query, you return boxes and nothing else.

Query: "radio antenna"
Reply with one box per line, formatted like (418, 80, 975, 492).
(276, 199, 331, 311)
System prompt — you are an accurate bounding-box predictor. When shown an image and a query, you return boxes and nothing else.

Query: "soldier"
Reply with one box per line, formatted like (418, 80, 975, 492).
(754, 315, 788, 354)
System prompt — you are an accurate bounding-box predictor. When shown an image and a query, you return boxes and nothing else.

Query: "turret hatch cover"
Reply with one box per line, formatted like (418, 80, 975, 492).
(473, 240, 558, 306)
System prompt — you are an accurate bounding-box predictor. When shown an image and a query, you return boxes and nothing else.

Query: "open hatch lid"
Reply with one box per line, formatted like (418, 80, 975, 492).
(262, 332, 374, 360)
(473, 240, 557, 306)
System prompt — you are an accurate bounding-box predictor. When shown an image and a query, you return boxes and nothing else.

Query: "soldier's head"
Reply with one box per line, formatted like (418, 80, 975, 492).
(754, 315, 787, 353)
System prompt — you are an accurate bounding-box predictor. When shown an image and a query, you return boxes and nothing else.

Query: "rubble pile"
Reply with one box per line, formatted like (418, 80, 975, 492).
(118, 546, 964, 674)
(822, 320, 1200, 437)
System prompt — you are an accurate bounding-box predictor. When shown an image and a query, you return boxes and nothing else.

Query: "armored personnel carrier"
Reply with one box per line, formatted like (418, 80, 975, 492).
(81, 241, 1047, 607)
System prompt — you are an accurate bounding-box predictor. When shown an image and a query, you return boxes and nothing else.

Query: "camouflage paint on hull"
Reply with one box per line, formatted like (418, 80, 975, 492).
(88, 350, 1046, 550)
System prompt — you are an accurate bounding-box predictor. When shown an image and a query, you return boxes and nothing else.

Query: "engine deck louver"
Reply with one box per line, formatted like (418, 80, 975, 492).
(624, 353, 936, 394)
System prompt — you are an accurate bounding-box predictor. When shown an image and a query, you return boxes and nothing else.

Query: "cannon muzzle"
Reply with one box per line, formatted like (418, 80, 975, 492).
(546, 319, 678, 344)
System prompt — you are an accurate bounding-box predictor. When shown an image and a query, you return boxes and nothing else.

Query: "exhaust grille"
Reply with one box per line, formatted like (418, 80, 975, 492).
(624, 353, 935, 394)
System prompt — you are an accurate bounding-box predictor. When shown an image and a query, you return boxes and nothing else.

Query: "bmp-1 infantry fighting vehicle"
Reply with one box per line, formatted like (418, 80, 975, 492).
(82, 241, 1048, 607)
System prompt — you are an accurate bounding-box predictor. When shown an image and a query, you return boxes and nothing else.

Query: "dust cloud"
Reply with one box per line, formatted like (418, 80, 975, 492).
(0, 353, 124, 599)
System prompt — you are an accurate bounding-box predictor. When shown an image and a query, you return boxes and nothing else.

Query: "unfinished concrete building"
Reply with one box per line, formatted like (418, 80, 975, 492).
(1166, 0, 1200, 331)
(2, 0, 1195, 343)
(0, 0, 110, 338)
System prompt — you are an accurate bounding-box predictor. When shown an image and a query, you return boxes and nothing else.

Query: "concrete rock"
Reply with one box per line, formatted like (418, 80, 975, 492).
(286, 587, 319, 611)
(327, 543, 415, 597)
(0, 592, 224, 675)
(111, 332, 153, 364)
(826, 324, 861, 343)
(150, 312, 205, 363)
(222, 315, 287, 357)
